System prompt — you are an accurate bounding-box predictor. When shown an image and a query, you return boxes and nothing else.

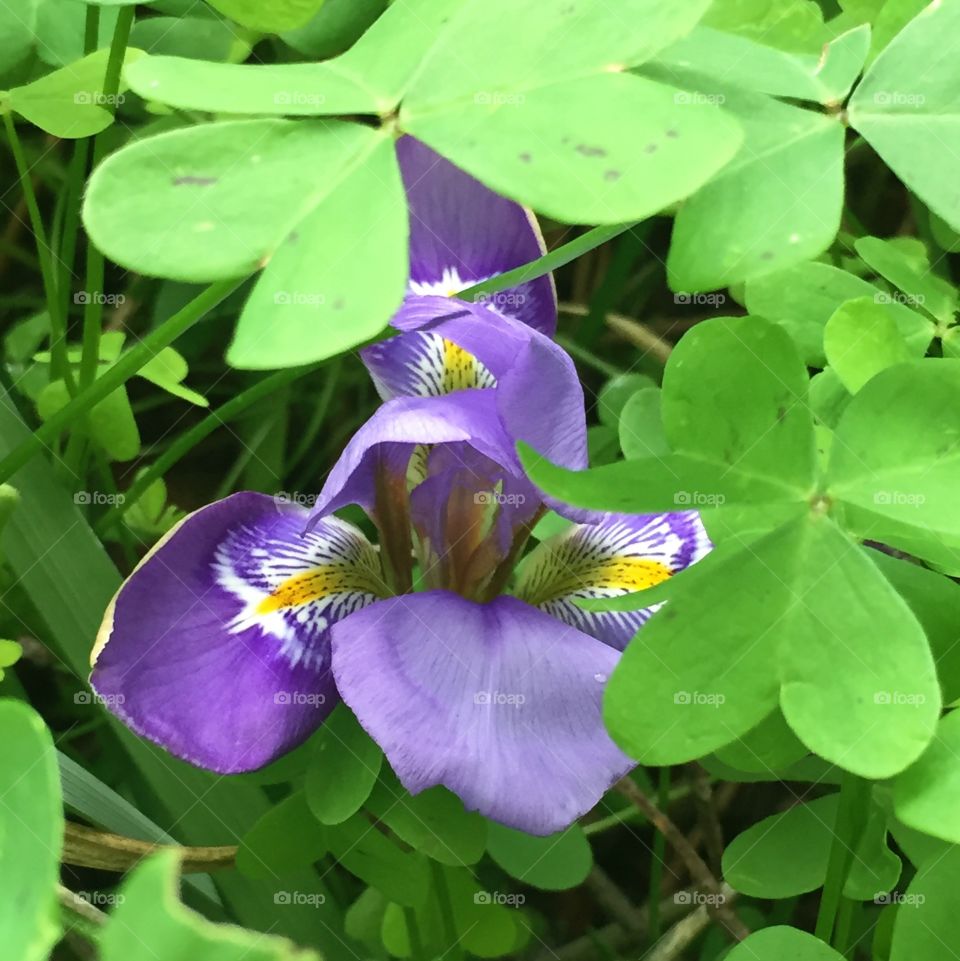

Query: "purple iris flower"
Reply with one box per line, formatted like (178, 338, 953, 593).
(90, 139, 710, 836)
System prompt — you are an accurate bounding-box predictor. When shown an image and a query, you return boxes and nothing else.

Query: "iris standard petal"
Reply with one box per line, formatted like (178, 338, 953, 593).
(330, 591, 634, 835)
(309, 390, 525, 522)
(361, 298, 587, 470)
(90, 492, 385, 773)
(397, 136, 556, 335)
(515, 512, 711, 651)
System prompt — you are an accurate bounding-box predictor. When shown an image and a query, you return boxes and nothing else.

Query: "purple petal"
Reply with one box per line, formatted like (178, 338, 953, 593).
(331, 591, 634, 835)
(361, 297, 587, 470)
(397, 136, 556, 335)
(90, 492, 385, 773)
(309, 390, 525, 522)
(516, 512, 711, 650)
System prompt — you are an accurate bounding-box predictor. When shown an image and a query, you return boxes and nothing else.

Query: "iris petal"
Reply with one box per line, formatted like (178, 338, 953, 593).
(515, 512, 711, 650)
(398, 136, 556, 335)
(90, 492, 385, 773)
(330, 591, 633, 835)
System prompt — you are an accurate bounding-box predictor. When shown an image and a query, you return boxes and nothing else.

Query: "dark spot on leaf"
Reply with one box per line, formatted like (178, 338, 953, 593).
(519, 151, 532, 163)
(666, 129, 679, 139)
(575, 144, 607, 158)
(644, 143, 658, 154)
(172, 175, 218, 187)
(333, 298, 344, 310)
(561, 3, 576, 12)
(604, 169, 621, 182)
(776, 406, 787, 422)
(287, 231, 299, 244)
(760, 251, 775, 261)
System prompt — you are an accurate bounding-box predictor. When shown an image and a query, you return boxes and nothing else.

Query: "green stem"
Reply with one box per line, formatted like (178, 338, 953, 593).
(0, 279, 244, 484)
(583, 781, 694, 837)
(430, 860, 461, 959)
(287, 359, 342, 472)
(97, 364, 320, 533)
(403, 906, 424, 961)
(648, 766, 671, 946)
(459, 221, 639, 301)
(832, 897, 857, 958)
(2, 112, 74, 391)
(815, 771, 872, 944)
(79, 5, 134, 396)
(556, 334, 623, 378)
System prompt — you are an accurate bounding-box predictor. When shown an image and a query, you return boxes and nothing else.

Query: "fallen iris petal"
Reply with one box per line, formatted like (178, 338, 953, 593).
(90, 492, 385, 773)
(330, 590, 634, 836)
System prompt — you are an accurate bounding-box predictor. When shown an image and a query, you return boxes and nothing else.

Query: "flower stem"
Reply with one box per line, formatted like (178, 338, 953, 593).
(814, 770, 872, 944)
(78, 4, 134, 396)
(459, 222, 640, 301)
(0, 279, 244, 484)
(648, 767, 671, 944)
(430, 860, 461, 959)
(97, 363, 321, 534)
(2, 112, 73, 392)
(403, 906, 424, 961)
